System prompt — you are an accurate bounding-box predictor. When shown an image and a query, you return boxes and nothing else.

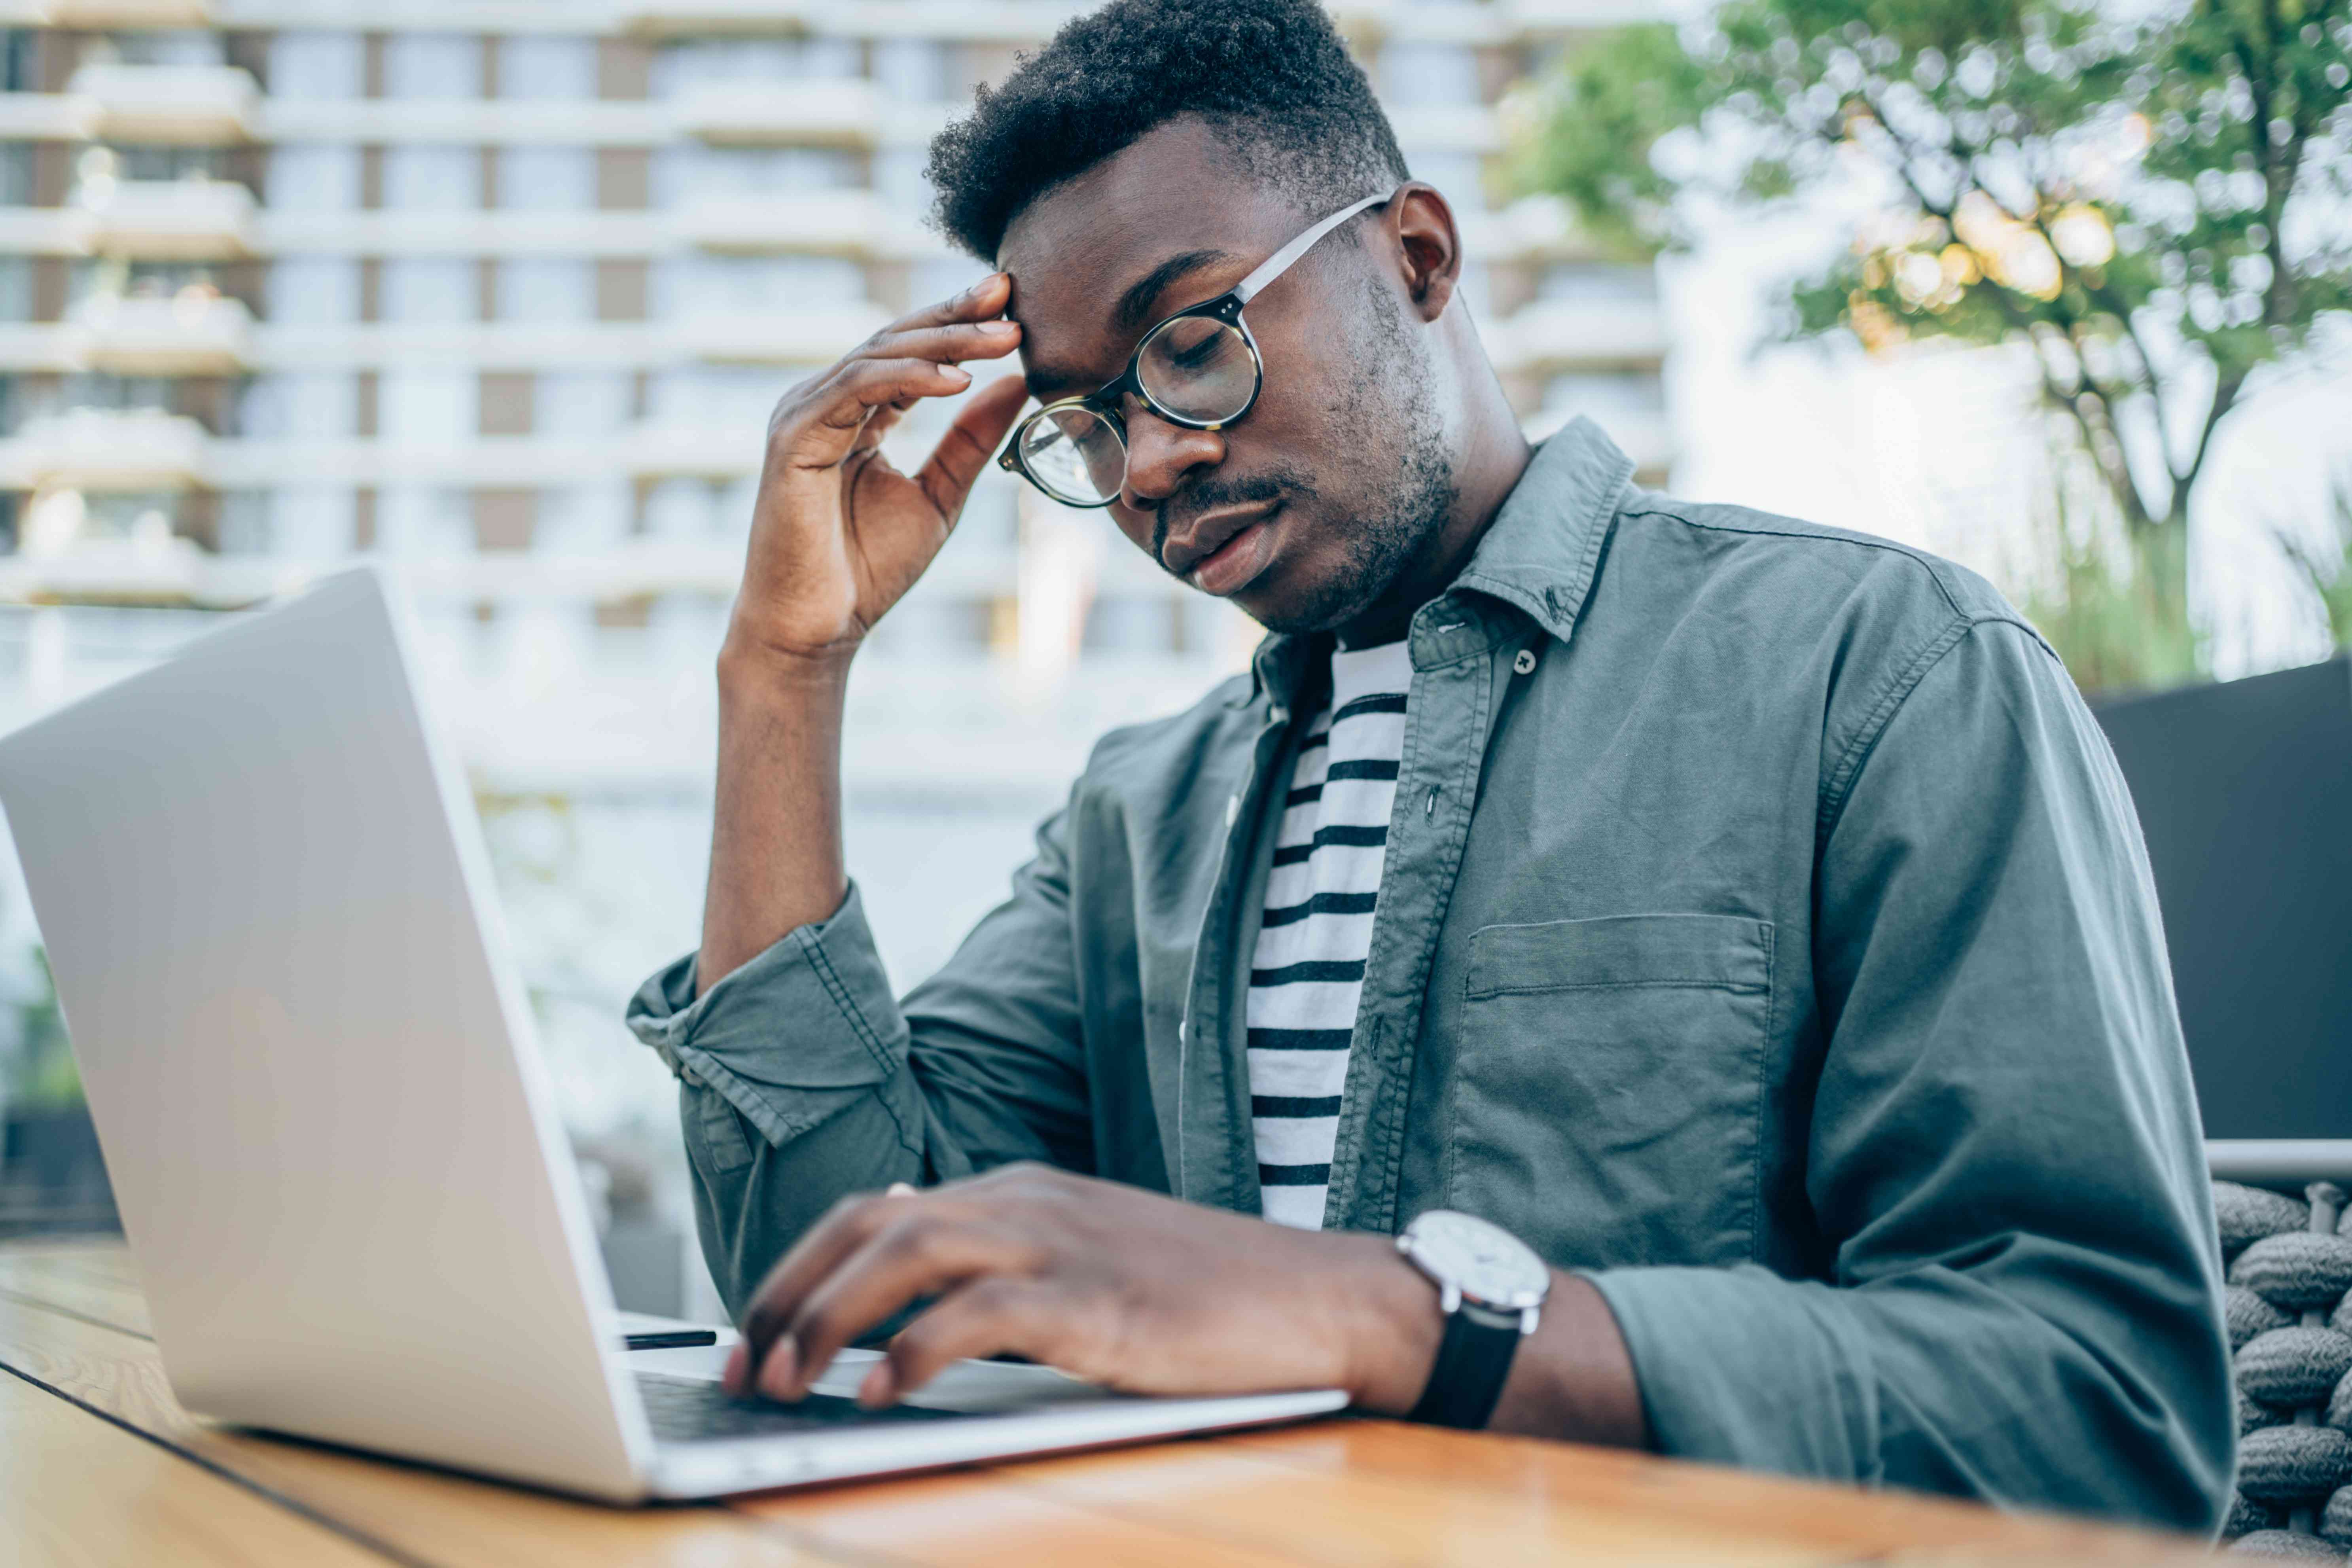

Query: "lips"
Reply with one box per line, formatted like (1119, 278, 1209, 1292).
(1161, 498, 1283, 581)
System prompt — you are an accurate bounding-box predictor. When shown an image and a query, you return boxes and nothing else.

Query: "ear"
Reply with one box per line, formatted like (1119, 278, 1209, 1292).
(1388, 183, 1462, 324)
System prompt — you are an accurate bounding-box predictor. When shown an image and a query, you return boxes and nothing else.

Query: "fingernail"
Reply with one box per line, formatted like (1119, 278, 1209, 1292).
(722, 1339, 749, 1393)
(858, 1360, 897, 1409)
(943, 365, 971, 386)
(757, 1334, 799, 1401)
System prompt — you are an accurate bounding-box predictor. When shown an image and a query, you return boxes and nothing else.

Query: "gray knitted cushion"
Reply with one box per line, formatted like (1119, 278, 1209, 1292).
(2242, 1328, 2352, 1409)
(2233, 1528, 2350, 1559)
(2238, 1284, 2300, 1347)
(2222, 1182, 2317, 1257)
(2238, 1493, 2292, 1536)
(2326, 1486, 2352, 1550)
(2250, 1389, 2294, 1435)
(2240, 1425, 2352, 1504)
(2235, 1233, 2352, 1313)
(2331, 1370, 2352, 1433)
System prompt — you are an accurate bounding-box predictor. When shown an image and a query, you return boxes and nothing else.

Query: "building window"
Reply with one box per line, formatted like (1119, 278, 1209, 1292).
(1380, 42, 1479, 106)
(538, 371, 630, 437)
(653, 254, 864, 318)
(269, 144, 360, 210)
(0, 258, 30, 322)
(268, 32, 363, 100)
(239, 371, 357, 441)
(498, 35, 595, 100)
(873, 39, 944, 101)
(381, 258, 475, 322)
(655, 145, 858, 206)
(105, 30, 223, 68)
(651, 36, 859, 96)
(266, 257, 360, 324)
(498, 146, 594, 211)
(494, 258, 594, 322)
(383, 145, 481, 210)
(383, 32, 479, 100)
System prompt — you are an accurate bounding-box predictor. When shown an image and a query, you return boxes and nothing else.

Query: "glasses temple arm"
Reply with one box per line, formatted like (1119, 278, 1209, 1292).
(1231, 189, 1396, 306)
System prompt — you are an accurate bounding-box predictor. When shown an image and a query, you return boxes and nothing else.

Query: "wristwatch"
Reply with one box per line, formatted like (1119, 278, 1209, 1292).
(1397, 1209, 1549, 1429)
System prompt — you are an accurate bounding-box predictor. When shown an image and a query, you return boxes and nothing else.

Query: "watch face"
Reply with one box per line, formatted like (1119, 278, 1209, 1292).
(1407, 1211, 1549, 1309)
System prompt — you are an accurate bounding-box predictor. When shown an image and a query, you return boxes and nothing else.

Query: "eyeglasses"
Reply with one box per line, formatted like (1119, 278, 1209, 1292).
(996, 189, 1394, 509)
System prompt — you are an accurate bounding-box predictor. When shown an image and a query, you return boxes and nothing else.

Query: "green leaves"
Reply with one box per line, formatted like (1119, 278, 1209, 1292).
(1511, 0, 2352, 685)
(1507, 23, 1709, 256)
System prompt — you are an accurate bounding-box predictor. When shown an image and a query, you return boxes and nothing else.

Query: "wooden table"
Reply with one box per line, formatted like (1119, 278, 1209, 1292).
(0, 1237, 2217, 1566)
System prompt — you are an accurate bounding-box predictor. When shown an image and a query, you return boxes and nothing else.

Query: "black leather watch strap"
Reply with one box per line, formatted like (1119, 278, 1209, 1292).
(1406, 1300, 1522, 1430)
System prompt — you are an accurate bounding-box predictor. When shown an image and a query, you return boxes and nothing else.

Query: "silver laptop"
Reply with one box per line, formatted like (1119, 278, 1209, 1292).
(0, 566, 1345, 1502)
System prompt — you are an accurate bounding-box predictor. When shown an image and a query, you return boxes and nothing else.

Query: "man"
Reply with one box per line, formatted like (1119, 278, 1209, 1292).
(628, 0, 2233, 1528)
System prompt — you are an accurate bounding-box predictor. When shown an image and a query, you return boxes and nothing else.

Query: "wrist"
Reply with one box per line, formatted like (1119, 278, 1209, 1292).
(716, 631, 858, 700)
(1322, 1231, 1445, 1415)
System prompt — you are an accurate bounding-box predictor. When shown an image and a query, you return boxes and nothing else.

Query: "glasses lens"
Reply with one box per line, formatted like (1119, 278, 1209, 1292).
(1017, 404, 1127, 506)
(1137, 316, 1257, 425)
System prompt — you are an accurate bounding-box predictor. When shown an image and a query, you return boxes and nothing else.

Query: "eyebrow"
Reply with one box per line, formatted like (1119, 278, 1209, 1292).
(1023, 246, 1239, 400)
(1113, 248, 1234, 335)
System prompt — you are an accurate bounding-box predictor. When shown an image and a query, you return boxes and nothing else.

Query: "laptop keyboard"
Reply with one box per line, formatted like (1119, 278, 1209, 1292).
(636, 1372, 977, 1443)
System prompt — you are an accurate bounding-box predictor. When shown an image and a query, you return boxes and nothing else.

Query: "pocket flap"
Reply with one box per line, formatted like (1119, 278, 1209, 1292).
(1466, 913, 1772, 999)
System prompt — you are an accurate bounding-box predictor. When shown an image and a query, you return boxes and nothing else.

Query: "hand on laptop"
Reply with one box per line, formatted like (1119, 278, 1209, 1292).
(721, 1163, 1446, 1415)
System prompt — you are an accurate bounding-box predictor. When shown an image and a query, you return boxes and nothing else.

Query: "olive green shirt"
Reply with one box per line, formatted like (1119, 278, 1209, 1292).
(628, 419, 2233, 1532)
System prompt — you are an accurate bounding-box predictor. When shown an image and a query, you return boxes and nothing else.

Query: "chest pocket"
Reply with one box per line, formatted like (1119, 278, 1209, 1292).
(1447, 913, 1772, 1268)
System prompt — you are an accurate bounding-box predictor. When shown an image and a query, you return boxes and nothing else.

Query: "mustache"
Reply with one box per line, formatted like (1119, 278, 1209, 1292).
(1150, 466, 1319, 574)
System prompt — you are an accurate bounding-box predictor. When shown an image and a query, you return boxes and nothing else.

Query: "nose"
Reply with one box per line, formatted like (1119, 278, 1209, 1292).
(1117, 401, 1224, 513)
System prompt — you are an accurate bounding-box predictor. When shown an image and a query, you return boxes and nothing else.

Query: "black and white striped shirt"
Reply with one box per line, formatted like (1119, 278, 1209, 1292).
(1246, 641, 1411, 1230)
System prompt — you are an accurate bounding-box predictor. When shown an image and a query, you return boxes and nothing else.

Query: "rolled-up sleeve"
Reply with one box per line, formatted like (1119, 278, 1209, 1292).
(1585, 618, 2235, 1532)
(626, 803, 1094, 1315)
(629, 881, 913, 1151)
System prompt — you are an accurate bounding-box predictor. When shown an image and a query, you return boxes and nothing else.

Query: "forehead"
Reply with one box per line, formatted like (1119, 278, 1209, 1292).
(997, 118, 1311, 392)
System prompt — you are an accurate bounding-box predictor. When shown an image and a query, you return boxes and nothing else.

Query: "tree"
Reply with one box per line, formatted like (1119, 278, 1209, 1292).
(1513, 0, 2352, 683)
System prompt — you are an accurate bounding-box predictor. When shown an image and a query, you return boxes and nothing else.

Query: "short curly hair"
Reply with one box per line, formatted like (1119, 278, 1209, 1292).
(925, 0, 1409, 262)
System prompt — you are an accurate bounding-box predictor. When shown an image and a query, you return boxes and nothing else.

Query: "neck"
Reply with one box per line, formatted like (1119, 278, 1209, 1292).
(1333, 389, 1532, 651)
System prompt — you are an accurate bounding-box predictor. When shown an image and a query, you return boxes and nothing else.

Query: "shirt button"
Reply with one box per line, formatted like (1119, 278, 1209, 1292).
(1225, 793, 1240, 826)
(1513, 648, 1538, 675)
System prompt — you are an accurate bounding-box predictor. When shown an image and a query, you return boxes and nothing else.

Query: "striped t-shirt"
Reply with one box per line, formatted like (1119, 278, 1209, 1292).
(1246, 640, 1411, 1230)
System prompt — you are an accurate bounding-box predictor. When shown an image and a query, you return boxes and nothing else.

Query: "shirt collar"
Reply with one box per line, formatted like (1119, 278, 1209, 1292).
(1449, 416, 1633, 643)
(1235, 416, 1636, 707)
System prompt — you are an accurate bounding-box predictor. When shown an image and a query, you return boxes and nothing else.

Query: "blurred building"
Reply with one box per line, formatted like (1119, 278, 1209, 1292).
(0, 2, 1668, 672)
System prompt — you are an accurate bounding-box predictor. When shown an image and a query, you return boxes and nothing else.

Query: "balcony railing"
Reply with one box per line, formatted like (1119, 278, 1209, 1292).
(66, 64, 257, 146)
(70, 292, 254, 376)
(36, 0, 213, 25)
(0, 408, 209, 492)
(621, 425, 762, 481)
(673, 80, 881, 148)
(75, 178, 258, 262)
(674, 190, 886, 255)
(674, 306, 888, 365)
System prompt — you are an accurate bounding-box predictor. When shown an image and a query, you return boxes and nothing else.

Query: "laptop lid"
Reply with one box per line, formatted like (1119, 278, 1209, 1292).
(0, 566, 653, 1500)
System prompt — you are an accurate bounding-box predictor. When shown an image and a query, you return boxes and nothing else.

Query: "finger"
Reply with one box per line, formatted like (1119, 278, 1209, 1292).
(868, 1276, 1063, 1407)
(765, 1215, 1038, 1402)
(913, 375, 1031, 521)
(736, 1183, 974, 1387)
(720, 1338, 750, 1395)
(855, 319, 1022, 369)
(776, 358, 974, 475)
(736, 1191, 898, 1386)
(884, 270, 1013, 335)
